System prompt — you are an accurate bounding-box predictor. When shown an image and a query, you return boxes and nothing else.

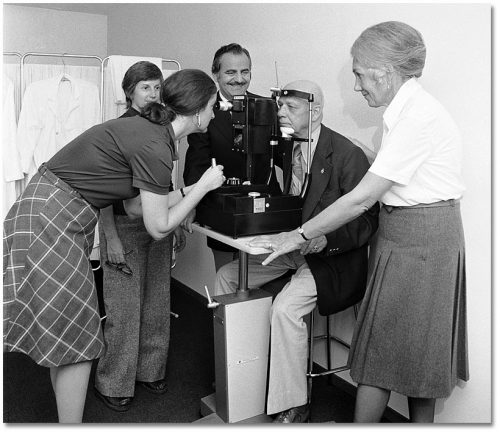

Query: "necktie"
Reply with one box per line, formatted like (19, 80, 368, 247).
(290, 144, 304, 195)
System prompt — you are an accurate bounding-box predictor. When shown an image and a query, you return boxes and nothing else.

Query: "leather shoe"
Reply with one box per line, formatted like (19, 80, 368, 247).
(137, 378, 168, 394)
(94, 388, 132, 412)
(273, 404, 310, 423)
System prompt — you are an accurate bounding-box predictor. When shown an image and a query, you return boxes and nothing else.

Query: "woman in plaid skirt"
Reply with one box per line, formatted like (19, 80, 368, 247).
(3, 69, 225, 422)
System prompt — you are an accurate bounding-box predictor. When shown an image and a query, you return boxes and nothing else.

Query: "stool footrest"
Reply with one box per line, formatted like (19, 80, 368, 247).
(307, 365, 350, 378)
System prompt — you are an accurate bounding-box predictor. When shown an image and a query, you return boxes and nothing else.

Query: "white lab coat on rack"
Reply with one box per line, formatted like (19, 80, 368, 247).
(16, 73, 101, 180)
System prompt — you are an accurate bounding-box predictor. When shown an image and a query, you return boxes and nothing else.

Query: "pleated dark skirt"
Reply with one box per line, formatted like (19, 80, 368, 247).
(3, 165, 104, 367)
(348, 201, 469, 398)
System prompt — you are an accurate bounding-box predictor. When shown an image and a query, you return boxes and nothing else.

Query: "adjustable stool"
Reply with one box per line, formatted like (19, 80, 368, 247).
(306, 304, 359, 404)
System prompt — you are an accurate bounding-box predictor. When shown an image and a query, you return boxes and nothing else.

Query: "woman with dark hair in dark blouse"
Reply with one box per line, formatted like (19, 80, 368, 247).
(3, 68, 224, 423)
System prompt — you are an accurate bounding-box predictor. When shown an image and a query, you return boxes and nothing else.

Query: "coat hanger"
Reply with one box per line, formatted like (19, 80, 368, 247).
(61, 54, 70, 81)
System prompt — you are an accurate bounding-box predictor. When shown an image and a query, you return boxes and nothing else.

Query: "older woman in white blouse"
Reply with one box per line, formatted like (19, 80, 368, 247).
(249, 21, 468, 423)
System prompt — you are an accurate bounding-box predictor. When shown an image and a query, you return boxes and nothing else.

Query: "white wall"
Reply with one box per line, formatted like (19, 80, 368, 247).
(3, 2, 491, 423)
(3, 5, 107, 59)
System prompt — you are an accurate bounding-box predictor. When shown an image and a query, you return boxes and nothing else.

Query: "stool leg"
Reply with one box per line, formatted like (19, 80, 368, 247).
(307, 311, 315, 405)
(326, 314, 334, 386)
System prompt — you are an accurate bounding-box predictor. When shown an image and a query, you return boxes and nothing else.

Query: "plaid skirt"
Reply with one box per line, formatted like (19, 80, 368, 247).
(3, 164, 104, 367)
(348, 200, 469, 398)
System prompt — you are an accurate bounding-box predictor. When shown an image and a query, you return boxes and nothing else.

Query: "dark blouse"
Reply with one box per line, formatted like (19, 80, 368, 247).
(120, 107, 140, 118)
(46, 115, 177, 209)
(112, 107, 140, 215)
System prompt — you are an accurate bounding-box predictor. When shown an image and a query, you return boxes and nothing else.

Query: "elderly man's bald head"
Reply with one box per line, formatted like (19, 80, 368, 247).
(283, 80, 324, 110)
(278, 80, 324, 138)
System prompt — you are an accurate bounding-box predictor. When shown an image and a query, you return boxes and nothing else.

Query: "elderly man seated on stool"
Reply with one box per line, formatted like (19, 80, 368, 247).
(214, 80, 379, 423)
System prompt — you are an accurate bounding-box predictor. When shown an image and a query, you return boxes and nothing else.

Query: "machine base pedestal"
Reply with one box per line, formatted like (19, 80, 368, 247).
(194, 393, 272, 424)
(193, 289, 273, 424)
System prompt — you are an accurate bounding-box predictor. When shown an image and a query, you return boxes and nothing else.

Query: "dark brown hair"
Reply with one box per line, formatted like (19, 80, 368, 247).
(211, 43, 251, 74)
(142, 69, 217, 125)
(122, 61, 163, 109)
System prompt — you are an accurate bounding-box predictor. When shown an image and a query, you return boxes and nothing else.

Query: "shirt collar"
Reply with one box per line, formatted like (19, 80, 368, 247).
(219, 91, 229, 103)
(383, 77, 421, 131)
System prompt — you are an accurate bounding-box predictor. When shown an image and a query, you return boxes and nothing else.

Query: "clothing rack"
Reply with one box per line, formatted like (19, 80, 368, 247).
(7, 51, 183, 187)
(9, 51, 182, 120)
(3, 51, 22, 61)
(101, 56, 181, 74)
(3, 51, 22, 89)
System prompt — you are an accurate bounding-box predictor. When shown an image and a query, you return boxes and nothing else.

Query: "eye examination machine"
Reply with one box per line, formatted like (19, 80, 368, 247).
(195, 89, 315, 423)
(195, 88, 315, 238)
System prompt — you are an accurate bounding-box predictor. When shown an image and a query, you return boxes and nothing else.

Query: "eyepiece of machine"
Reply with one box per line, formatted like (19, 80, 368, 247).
(215, 100, 233, 111)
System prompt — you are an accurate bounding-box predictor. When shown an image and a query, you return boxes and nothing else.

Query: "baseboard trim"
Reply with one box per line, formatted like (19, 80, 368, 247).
(172, 278, 409, 423)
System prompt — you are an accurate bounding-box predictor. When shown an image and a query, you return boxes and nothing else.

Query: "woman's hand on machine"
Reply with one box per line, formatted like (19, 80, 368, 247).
(199, 164, 225, 192)
(181, 208, 196, 233)
(173, 226, 187, 252)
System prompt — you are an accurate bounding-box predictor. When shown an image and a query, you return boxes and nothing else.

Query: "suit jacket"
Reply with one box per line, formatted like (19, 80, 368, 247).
(298, 125, 379, 315)
(184, 91, 271, 186)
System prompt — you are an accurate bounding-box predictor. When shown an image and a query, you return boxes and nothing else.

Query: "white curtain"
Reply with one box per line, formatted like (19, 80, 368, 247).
(3, 63, 22, 122)
(2, 76, 24, 218)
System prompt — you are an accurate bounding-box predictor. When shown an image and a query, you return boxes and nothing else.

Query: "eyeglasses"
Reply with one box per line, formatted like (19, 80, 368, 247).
(105, 261, 133, 276)
(105, 249, 133, 276)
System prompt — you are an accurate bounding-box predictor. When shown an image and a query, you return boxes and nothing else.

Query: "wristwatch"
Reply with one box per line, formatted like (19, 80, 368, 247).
(298, 227, 309, 241)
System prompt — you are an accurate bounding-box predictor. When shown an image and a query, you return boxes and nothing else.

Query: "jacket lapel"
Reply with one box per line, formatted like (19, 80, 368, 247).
(210, 92, 234, 142)
(302, 126, 333, 221)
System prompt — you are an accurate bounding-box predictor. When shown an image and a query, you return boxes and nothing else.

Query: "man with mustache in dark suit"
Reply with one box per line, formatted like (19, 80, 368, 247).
(184, 43, 271, 270)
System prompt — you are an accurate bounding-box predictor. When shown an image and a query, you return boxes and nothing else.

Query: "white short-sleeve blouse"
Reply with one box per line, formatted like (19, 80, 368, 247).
(369, 78, 465, 206)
